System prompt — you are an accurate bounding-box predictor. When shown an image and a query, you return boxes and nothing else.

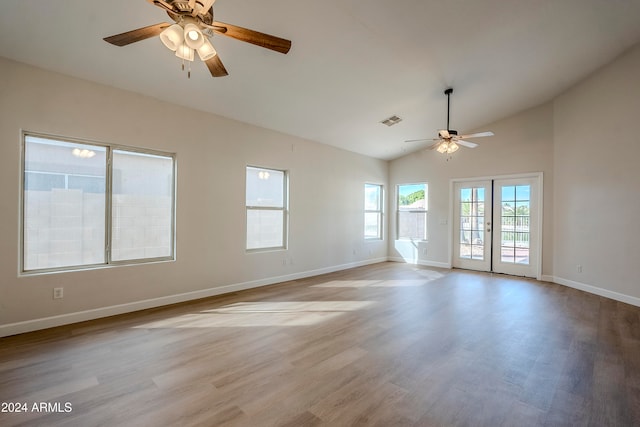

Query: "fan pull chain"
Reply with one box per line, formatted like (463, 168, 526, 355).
(188, 61, 191, 79)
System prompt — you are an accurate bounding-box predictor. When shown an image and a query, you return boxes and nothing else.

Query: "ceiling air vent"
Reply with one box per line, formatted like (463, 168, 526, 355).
(380, 115, 402, 127)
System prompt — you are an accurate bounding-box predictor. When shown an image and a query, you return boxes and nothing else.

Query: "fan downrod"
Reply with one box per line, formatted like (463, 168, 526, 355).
(444, 88, 453, 131)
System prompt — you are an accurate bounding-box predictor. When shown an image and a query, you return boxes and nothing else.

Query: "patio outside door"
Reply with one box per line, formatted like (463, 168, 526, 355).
(453, 181, 492, 272)
(453, 175, 541, 278)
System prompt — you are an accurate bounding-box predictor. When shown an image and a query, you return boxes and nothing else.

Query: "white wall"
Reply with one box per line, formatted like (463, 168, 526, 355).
(388, 102, 555, 275)
(0, 58, 388, 334)
(553, 44, 640, 302)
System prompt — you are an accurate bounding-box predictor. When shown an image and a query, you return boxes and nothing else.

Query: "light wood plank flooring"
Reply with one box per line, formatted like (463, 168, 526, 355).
(1, 262, 639, 426)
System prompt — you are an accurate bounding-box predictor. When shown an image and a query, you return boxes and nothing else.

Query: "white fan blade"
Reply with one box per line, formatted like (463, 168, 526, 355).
(438, 129, 450, 139)
(458, 131, 494, 139)
(457, 140, 478, 148)
(405, 138, 440, 143)
(426, 141, 442, 150)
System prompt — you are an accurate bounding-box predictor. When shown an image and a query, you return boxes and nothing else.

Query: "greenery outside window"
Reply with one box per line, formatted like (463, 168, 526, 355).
(397, 183, 427, 240)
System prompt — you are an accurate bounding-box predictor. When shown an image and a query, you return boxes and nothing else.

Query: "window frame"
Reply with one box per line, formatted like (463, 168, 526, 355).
(245, 165, 289, 252)
(364, 183, 384, 240)
(396, 182, 428, 241)
(20, 131, 176, 274)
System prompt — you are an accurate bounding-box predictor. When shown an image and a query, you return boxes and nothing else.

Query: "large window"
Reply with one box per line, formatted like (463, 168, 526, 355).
(246, 166, 288, 251)
(364, 184, 383, 239)
(397, 183, 427, 240)
(22, 133, 175, 273)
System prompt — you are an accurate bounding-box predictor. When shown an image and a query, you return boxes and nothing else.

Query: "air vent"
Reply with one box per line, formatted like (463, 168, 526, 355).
(380, 115, 402, 127)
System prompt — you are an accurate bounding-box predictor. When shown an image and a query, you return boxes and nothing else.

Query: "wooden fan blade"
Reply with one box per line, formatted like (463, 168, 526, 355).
(457, 140, 478, 148)
(147, 0, 176, 14)
(205, 55, 229, 77)
(104, 23, 170, 46)
(458, 131, 494, 139)
(211, 21, 291, 54)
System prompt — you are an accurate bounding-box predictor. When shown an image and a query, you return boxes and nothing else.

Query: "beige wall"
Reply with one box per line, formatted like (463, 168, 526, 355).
(0, 58, 388, 332)
(2, 42, 639, 334)
(553, 44, 640, 300)
(388, 42, 640, 304)
(388, 102, 555, 275)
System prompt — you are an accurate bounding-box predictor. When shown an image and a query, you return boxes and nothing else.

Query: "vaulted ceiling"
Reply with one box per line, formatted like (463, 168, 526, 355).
(1, 0, 640, 159)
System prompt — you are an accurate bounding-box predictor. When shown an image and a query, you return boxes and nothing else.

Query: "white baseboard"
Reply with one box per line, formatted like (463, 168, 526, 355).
(387, 257, 451, 269)
(5, 260, 637, 338)
(552, 276, 640, 307)
(540, 275, 554, 283)
(0, 257, 388, 338)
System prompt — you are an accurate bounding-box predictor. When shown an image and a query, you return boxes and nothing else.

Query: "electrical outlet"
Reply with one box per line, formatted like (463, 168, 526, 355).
(53, 287, 64, 299)
(577, 264, 582, 273)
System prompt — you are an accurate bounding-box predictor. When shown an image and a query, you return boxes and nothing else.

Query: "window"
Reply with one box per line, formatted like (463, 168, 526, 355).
(364, 184, 383, 239)
(246, 166, 288, 250)
(111, 150, 175, 261)
(397, 183, 427, 240)
(22, 133, 175, 273)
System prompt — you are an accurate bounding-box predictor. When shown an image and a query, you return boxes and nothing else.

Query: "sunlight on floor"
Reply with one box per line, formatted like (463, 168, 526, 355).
(312, 274, 444, 288)
(133, 301, 375, 329)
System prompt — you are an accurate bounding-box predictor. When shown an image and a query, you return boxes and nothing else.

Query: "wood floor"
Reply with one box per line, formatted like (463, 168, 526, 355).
(1, 262, 639, 427)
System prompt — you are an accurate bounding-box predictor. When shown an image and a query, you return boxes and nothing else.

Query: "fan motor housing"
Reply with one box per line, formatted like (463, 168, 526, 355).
(165, 1, 214, 25)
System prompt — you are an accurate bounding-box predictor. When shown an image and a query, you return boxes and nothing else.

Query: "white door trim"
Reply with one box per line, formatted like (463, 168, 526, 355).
(449, 172, 543, 280)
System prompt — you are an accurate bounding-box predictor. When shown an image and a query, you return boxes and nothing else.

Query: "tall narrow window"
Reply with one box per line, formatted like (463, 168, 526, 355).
(22, 133, 176, 273)
(397, 183, 428, 240)
(246, 166, 288, 250)
(364, 184, 383, 239)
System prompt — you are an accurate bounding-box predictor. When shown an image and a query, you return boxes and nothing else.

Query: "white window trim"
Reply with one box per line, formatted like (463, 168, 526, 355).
(245, 166, 289, 252)
(364, 183, 383, 240)
(396, 182, 428, 241)
(20, 130, 177, 275)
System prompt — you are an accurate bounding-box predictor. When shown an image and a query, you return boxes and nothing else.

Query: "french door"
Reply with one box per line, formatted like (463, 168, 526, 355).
(452, 175, 541, 278)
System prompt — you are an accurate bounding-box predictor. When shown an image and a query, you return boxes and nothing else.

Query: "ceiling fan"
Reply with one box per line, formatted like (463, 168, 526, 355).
(406, 88, 494, 154)
(103, 0, 292, 77)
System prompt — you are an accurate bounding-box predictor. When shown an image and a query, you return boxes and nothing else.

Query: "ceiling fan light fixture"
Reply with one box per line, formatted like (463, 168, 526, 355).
(175, 43, 195, 61)
(447, 142, 459, 154)
(436, 142, 448, 154)
(160, 24, 184, 51)
(184, 23, 205, 49)
(197, 39, 217, 60)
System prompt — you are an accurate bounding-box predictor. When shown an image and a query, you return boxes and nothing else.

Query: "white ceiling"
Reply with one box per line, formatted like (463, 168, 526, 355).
(2, 0, 640, 160)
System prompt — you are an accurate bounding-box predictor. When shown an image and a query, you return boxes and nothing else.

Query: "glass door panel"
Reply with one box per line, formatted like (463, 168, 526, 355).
(493, 178, 538, 277)
(453, 176, 540, 278)
(453, 181, 491, 272)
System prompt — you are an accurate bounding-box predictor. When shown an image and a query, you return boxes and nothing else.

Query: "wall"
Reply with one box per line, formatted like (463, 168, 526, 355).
(553, 44, 640, 302)
(389, 102, 555, 276)
(0, 58, 388, 335)
(388, 42, 640, 306)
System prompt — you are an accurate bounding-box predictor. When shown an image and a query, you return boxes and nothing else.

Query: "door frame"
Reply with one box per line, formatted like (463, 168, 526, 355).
(448, 172, 543, 280)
